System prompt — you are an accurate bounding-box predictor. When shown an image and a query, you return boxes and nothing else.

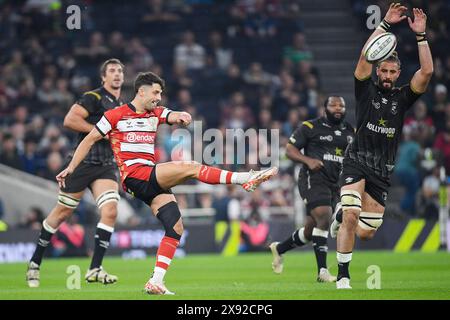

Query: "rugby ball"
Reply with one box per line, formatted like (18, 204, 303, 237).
(364, 32, 397, 64)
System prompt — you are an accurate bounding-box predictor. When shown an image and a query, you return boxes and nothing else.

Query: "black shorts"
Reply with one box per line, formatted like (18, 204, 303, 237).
(124, 165, 172, 205)
(61, 161, 118, 193)
(298, 171, 340, 215)
(339, 158, 390, 207)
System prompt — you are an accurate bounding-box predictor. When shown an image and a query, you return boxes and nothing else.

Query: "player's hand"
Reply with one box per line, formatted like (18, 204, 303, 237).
(306, 158, 324, 172)
(176, 112, 192, 126)
(56, 167, 74, 189)
(384, 2, 408, 24)
(103, 133, 110, 140)
(408, 8, 427, 33)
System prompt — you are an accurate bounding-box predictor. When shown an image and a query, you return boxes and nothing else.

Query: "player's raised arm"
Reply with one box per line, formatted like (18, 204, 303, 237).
(355, 3, 407, 80)
(56, 128, 103, 188)
(408, 8, 434, 93)
(167, 111, 192, 126)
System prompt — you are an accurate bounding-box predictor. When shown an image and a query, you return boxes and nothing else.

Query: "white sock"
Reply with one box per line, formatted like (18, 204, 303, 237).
(231, 172, 250, 184)
(151, 267, 166, 284)
(337, 252, 352, 263)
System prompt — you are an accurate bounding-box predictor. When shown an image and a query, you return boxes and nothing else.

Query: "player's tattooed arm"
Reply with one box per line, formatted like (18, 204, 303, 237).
(355, 3, 407, 80)
(409, 8, 433, 94)
(167, 111, 192, 126)
(56, 128, 104, 188)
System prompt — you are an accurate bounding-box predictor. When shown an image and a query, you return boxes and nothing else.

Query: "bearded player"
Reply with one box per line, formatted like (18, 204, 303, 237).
(331, 4, 433, 289)
(270, 96, 354, 282)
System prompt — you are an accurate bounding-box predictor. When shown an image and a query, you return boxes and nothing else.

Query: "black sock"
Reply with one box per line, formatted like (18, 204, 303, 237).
(90, 224, 113, 269)
(312, 228, 328, 273)
(277, 228, 308, 254)
(31, 221, 55, 266)
(337, 252, 352, 280)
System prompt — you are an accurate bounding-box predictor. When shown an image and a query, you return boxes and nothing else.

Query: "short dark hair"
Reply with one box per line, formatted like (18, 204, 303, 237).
(100, 58, 124, 77)
(324, 95, 344, 108)
(134, 72, 165, 94)
(377, 51, 401, 69)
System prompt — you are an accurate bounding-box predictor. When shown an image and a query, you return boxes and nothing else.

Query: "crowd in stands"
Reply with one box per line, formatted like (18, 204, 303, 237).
(0, 0, 449, 228)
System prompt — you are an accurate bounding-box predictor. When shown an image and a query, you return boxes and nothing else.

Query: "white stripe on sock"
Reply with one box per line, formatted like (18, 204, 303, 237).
(43, 219, 57, 234)
(157, 255, 172, 265)
(299, 227, 310, 244)
(337, 252, 352, 263)
(312, 228, 329, 238)
(220, 170, 228, 184)
(97, 223, 114, 233)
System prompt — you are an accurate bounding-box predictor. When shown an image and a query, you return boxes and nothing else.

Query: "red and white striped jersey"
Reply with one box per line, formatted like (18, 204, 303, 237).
(95, 103, 172, 183)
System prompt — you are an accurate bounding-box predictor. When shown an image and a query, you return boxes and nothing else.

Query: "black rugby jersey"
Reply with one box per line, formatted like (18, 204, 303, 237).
(346, 76, 422, 178)
(289, 117, 355, 183)
(72, 87, 124, 165)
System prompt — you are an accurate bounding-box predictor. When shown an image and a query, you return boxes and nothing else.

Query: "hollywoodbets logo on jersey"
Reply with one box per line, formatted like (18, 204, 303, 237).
(323, 147, 344, 163)
(366, 117, 396, 138)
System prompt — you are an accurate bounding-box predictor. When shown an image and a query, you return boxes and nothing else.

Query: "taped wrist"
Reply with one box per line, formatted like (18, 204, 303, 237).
(156, 201, 182, 240)
(378, 19, 391, 31)
(416, 32, 427, 43)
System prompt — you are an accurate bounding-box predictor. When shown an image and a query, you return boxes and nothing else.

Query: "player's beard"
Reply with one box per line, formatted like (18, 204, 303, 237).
(325, 109, 344, 125)
(378, 78, 394, 92)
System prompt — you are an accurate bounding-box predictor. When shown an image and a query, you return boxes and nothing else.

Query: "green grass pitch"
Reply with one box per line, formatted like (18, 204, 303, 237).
(1, 251, 449, 300)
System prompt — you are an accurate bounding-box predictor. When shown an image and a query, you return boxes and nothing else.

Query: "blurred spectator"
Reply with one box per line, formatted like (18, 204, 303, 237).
(206, 31, 233, 70)
(0, 133, 23, 170)
(20, 136, 42, 175)
(394, 129, 421, 215)
(404, 100, 435, 147)
(39, 151, 63, 181)
(417, 167, 440, 220)
(18, 206, 44, 230)
(283, 33, 313, 67)
(433, 118, 450, 174)
(243, 0, 277, 39)
(174, 31, 206, 70)
(50, 215, 89, 258)
(239, 206, 270, 252)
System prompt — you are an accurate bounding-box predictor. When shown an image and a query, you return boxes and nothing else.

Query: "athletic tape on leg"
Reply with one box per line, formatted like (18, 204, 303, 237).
(96, 190, 120, 209)
(341, 190, 362, 212)
(156, 201, 182, 240)
(358, 212, 383, 230)
(57, 192, 80, 209)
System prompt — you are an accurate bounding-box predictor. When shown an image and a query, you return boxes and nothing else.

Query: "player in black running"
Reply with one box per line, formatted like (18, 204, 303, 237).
(332, 4, 433, 289)
(27, 59, 125, 287)
(270, 95, 354, 282)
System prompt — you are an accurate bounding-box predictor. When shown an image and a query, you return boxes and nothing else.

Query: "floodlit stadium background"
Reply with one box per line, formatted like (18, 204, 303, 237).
(0, 0, 449, 263)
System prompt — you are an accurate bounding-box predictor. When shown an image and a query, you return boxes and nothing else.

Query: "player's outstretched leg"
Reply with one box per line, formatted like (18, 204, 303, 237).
(85, 180, 120, 285)
(155, 161, 278, 192)
(144, 194, 182, 295)
(26, 191, 82, 288)
(269, 217, 313, 274)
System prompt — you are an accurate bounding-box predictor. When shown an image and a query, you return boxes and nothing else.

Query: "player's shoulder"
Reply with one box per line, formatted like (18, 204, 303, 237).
(106, 103, 130, 116)
(301, 118, 321, 129)
(81, 87, 103, 100)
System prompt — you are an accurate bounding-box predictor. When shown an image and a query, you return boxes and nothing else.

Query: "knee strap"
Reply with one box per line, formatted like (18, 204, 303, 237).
(96, 190, 120, 209)
(358, 212, 383, 230)
(58, 192, 80, 209)
(341, 190, 362, 212)
(156, 201, 182, 240)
